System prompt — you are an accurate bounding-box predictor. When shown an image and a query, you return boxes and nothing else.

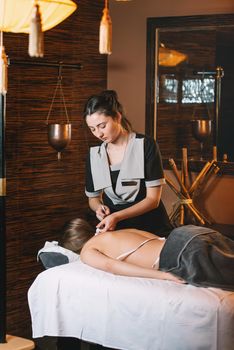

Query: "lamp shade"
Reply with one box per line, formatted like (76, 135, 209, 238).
(0, 0, 77, 33)
(159, 47, 187, 67)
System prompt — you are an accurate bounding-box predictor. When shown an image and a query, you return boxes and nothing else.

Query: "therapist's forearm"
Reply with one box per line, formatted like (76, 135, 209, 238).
(88, 197, 103, 212)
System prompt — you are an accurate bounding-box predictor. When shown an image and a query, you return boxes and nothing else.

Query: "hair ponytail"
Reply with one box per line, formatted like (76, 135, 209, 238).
(83, 90, 133, 132)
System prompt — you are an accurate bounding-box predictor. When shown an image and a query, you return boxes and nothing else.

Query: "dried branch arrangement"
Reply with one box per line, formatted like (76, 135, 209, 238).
(165, 147, 220, 227)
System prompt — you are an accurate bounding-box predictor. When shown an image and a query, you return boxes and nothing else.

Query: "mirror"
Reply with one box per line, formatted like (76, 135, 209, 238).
(146, 14, 234, 174)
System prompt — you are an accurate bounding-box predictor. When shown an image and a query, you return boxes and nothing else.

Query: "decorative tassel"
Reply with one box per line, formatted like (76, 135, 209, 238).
(99, 0, 112, 55)
(28, 2, 44, 57)
(0, 45, 8, 94)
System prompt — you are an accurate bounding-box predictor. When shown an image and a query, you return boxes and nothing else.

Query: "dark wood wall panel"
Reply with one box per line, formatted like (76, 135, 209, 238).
(146, 14, 234, 169)
(3, 0, 106, 338)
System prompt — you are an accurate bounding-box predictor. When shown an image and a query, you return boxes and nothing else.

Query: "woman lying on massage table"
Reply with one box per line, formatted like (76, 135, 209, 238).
(60, 218, 234, 290)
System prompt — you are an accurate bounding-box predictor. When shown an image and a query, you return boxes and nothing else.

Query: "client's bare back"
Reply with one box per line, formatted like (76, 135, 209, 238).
(86, 228, 165, 269)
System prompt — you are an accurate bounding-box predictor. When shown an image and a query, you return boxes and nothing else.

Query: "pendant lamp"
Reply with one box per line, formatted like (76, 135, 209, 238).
(159, 44, 187, 67)
(99, 0, 112, 55)
(46, 67, 71, 160)
(0, 0, 77, 57)
(99, 0, 133, 55)
(0, 0, 77, 33)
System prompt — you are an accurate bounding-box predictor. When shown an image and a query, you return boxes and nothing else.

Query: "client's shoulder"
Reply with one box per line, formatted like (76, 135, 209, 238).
(106, 228, 157, 240)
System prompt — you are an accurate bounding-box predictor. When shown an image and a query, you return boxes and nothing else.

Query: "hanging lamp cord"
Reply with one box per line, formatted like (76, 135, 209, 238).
(46, 64, 70, 125)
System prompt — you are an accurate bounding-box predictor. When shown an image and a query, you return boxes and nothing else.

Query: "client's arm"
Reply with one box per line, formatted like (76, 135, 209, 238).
(80, 246, 183, 284)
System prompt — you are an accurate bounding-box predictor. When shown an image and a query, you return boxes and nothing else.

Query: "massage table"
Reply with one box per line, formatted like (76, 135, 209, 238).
(28, 249, 234, 350)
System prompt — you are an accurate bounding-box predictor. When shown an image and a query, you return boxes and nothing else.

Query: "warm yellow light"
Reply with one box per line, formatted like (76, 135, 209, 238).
(159, 47, 187, 67)
(0, 0, 77, 33)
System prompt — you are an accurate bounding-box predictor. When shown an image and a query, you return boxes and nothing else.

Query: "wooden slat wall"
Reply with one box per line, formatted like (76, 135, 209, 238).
(3, 0, 105, 338)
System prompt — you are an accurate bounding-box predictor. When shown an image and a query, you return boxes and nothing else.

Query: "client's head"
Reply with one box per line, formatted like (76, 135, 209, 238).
(60, 218, 94, 254)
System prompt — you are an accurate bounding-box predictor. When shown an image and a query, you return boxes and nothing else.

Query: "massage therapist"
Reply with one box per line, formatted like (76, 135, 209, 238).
(83, 90, 172, 236)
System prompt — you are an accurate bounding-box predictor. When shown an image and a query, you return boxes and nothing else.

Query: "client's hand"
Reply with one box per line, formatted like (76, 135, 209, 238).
(162, 272, 185, 284)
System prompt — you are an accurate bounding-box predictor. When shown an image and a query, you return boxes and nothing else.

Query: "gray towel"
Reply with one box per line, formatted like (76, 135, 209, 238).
(159, 225, 234, 290)
(39, 252, 69, 269)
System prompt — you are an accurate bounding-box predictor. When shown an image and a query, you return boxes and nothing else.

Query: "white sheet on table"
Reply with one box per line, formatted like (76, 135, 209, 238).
(28, 258, 234, 350)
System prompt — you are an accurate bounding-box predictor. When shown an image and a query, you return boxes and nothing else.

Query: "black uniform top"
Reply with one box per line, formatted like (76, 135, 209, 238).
(85, 133, 172, 237)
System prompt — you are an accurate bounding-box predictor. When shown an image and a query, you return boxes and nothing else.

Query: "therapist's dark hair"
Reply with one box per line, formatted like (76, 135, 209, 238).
(60, 218, 94, 254)
(83, 90, 132, 133)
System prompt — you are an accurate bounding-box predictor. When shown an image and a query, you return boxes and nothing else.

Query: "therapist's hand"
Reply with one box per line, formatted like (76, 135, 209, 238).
(96, 213, 119, 233)
(96, 204, 110, 221)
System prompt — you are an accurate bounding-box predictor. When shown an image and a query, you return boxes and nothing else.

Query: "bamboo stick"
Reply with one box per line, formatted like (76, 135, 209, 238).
(180, 157, 185, 225)
(179, 204, 185, 225)
(165, 176, 182, 198)
(188, 160, 214, 194)
(190, 200, 211, 224)
(194, 162, 220, 196)
(169, 158, 190, 198)
(185, 201, 205, 225)
(181, 159, 184, 186)
(170, 204, 181, 224)
(182, 147, 189, 189)
(213, 146, 217, 161)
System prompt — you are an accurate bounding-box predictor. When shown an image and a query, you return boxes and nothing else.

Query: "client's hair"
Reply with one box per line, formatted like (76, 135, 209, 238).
(60, 218, 94, 254)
